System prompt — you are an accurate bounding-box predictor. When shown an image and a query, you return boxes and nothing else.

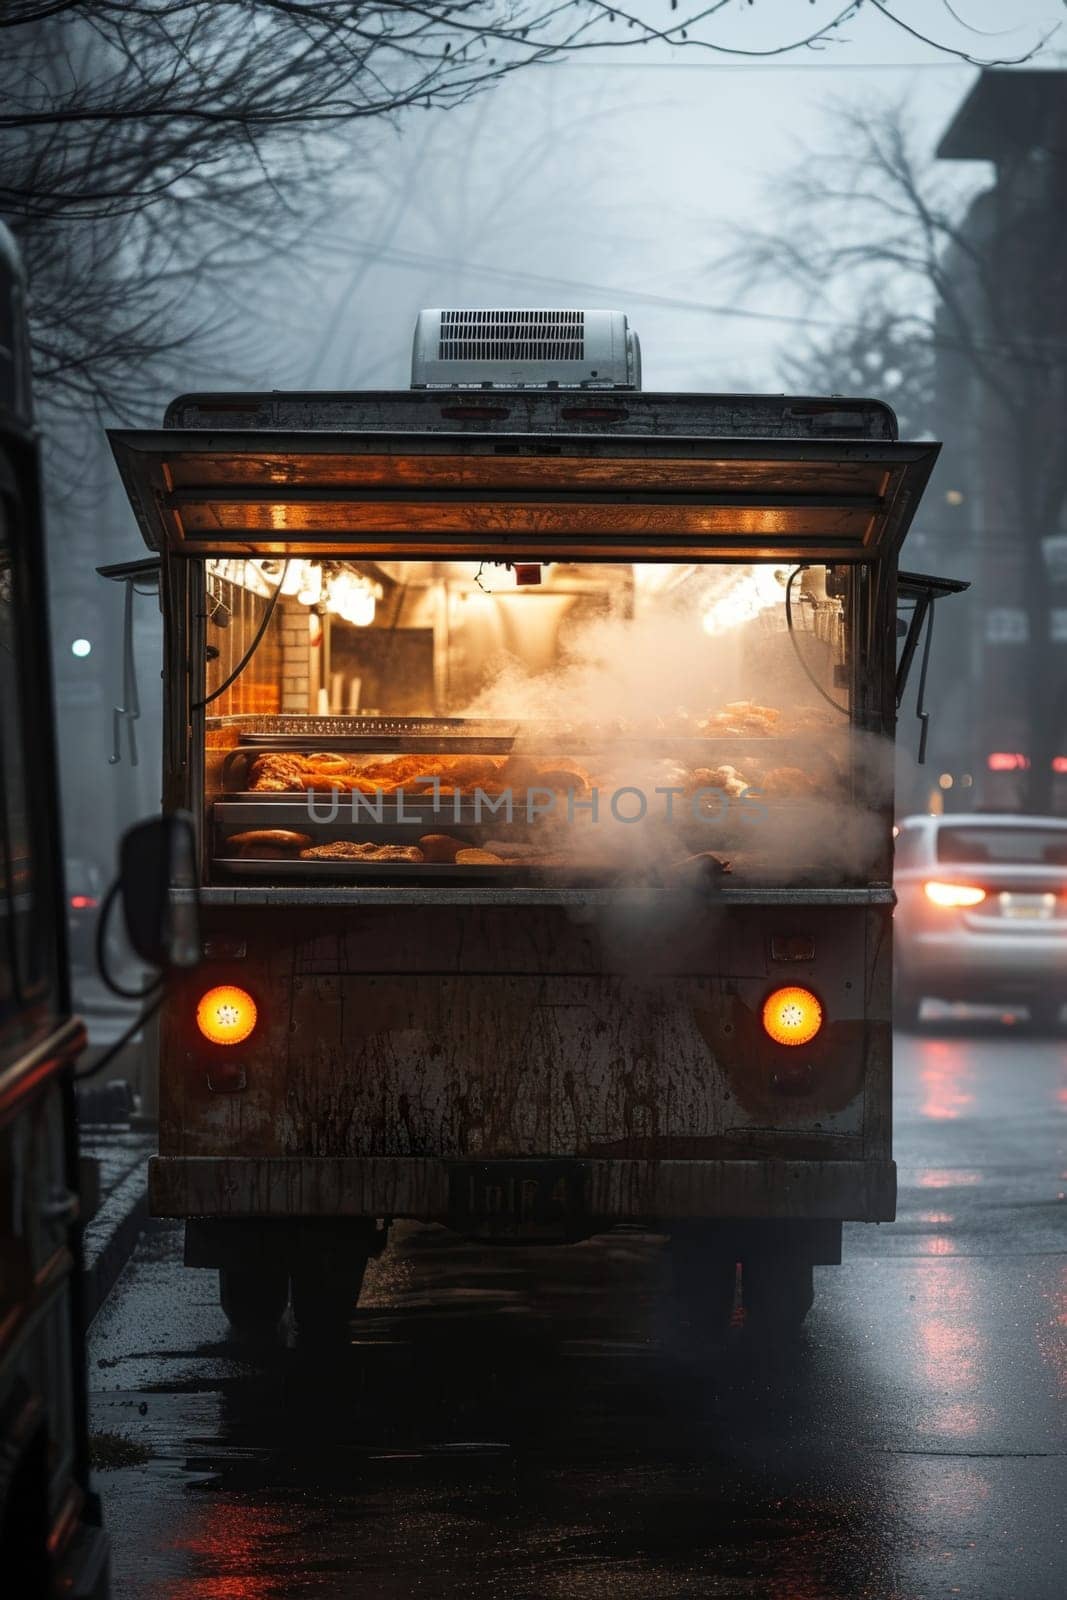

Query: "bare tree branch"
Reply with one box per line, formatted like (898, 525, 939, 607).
(714, 94, 1067, 808)
(2, 3, 1057, 464)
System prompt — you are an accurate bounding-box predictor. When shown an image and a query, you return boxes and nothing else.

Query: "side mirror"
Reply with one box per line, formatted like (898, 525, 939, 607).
(895, 570, 970, 765)
(118, 812, 200, 969)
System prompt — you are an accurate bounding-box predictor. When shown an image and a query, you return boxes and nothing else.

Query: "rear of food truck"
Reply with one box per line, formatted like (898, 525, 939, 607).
(108, 310, 940, 1337)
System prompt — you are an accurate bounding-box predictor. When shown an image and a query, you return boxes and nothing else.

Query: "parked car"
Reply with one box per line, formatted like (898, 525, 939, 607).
(894, 813, 1067, 1028)
(66, 855, 104, 970)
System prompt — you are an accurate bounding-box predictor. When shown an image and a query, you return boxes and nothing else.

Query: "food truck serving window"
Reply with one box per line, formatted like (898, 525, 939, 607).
(200, 556, 888, 888)
(107, 425, 937, 888)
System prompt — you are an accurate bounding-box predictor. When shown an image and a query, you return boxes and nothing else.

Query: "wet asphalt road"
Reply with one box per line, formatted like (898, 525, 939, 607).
(89, 1026, 1067, 1600)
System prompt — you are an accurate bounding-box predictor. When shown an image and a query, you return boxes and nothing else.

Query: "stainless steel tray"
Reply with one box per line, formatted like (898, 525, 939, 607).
(235, 716, 519, 753)
(215, 857, 567, 879)
(218, 714, 838, 757)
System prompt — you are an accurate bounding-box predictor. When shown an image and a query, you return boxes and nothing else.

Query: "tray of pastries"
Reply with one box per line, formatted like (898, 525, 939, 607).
(216, 828, 734, 883)
(221, 737, 839, 805)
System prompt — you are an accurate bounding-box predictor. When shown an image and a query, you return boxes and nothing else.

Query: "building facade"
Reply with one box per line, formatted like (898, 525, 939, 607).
(929, 70, 1067, 815)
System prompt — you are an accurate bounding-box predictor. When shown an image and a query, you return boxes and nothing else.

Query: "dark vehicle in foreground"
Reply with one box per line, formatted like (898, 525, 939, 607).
(894, 813, 1067, 1028)
(108, 307, 958, 1343)
(0, 225, 108, 1595)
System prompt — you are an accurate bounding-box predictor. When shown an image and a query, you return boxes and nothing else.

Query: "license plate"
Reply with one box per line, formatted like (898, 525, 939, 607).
(447, 1160, 589, 1238)
(998, 892, 1056, 921)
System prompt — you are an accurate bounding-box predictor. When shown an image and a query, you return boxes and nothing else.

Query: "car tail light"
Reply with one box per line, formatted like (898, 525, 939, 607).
(923, 880, 986, 908)
(761, 986, 823, 1047)
(69, 894, 98, 910)
(196, 984, 257, 1045)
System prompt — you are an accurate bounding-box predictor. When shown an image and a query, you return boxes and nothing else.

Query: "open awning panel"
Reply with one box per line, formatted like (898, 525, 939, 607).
(108, 430, 940, 563)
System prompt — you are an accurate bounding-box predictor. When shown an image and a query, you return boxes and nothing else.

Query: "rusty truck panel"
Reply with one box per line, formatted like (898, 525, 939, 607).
(154, 902, 890, 1190)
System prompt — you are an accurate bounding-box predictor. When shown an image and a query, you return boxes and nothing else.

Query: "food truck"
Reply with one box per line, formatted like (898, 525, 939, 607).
(107, 308, 951, 1340)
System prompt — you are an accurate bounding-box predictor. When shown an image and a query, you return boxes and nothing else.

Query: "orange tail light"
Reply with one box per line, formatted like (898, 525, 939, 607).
(761, 985, 823, 1047)
(196, 984, 257, 1045)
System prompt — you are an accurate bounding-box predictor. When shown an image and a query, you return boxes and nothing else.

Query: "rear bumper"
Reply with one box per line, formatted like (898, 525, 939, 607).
(149, 1154, 896, 1223)
(901, 928, 1064, 990)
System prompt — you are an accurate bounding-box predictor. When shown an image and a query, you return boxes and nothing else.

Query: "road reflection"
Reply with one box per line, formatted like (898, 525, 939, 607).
(906, 1255, 990, 1439)
(129, 1226, 909, 1600)
(91, 1028, 1067, 1599)
(165, 1499, 294, 1600)
(1036, 1260, 1067, 1399)
(917, 1037, 975, 1121)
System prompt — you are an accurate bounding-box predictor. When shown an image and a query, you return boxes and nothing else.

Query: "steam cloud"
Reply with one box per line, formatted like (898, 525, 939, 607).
(457, 565, 892, 887)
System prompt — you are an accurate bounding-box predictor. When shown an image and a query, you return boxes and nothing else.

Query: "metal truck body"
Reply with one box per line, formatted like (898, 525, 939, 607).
(108, 341, 942, 1333)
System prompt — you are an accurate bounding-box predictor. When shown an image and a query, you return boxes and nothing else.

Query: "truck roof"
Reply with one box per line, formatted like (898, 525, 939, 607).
(161, 389, 899, 441)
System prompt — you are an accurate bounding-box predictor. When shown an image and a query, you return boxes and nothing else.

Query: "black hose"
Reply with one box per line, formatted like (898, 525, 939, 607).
(94, 880, 162, 1001)
(784, 566, 850, 716)
(74, 989, 164, 1082)
(192, 559, 290, 711)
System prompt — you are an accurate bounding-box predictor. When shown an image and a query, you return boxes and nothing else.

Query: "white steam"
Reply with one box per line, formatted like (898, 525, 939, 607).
(448, 566, 892, 886)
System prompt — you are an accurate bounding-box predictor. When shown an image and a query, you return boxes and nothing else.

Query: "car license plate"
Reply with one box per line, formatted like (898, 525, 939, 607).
(999, 892, 1056, 920)
(447, 1160, 589, 1238)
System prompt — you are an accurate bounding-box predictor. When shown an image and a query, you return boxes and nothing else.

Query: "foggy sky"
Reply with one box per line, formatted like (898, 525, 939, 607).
(211, 0, 1063, 405)
(52, 0, 1063, 899)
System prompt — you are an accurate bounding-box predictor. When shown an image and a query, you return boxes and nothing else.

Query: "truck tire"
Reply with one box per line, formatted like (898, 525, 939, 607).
(742, 1254, 814, 1337)
(666, 1231, 737, 1355)
(290, 1256, 368, 1343)
(218, 1266, 289, 1335)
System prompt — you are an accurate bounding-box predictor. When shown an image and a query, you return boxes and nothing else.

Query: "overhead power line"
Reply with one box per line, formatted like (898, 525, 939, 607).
(550, 60, 988, 70)
(331, 239, 1067, 365)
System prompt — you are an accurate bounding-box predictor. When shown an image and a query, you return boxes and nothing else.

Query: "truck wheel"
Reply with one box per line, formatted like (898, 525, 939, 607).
(218, 1266, 289, 1335)
(742, 1255, 814, 1337)
(290, 1257, 368, 1343)
(666, 1232, 737, 1354)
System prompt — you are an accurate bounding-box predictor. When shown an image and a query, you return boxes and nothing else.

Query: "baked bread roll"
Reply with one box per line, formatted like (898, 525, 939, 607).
(299, 840, 377, 859)
(246, 750, 513, 797)
(248, 753, 308, 791)
(530, 767, 590, 792)
(298, 841, 425, 862)
(760, 766, 818, 798)
(227, 828, 311, 852)
(418, 834, 466, 863)
(483, 842, 564, 864)
(689, 765, 749, 799)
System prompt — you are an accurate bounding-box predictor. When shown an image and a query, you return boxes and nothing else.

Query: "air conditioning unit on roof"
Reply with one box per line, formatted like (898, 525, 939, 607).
(411, 308, 641, 390)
